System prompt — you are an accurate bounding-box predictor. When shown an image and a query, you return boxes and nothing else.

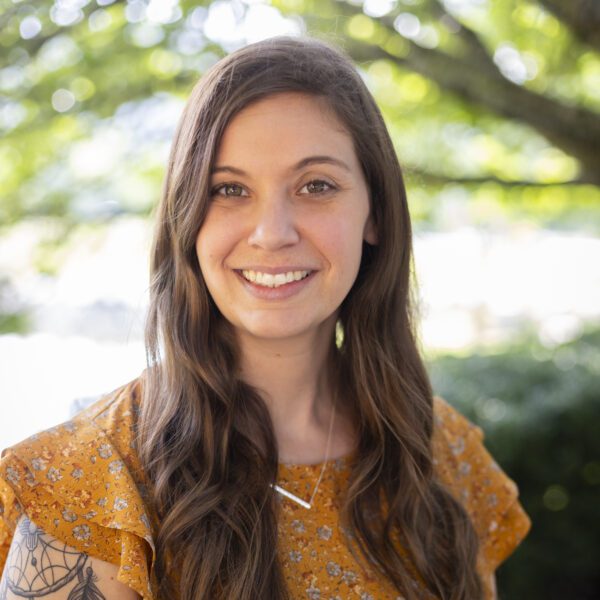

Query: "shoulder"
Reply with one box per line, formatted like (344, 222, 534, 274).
(1, 377, 147, 510)
(431, 396, 531, 574)
(431, 395, 515, 503)
(0, 376, 156, 599)
(431, 394, 487, 475)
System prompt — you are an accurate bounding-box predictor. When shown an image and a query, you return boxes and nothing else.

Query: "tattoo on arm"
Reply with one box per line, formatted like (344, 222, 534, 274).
(0, 517, 106, 599)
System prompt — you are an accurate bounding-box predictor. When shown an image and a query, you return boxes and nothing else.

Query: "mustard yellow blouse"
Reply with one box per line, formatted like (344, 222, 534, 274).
(0, 378, 530, 599)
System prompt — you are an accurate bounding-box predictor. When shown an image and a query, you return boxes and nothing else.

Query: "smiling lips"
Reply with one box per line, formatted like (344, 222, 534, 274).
(240, 269, 312, 288)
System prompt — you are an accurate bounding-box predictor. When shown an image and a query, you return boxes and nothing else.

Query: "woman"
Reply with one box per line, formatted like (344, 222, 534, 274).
(0, 36, 529, 600)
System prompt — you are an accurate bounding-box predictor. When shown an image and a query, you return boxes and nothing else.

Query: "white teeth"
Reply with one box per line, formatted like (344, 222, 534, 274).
(241, 270, 310, 288)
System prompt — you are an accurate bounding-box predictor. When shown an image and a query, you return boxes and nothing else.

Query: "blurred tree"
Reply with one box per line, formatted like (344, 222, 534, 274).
(538, 0, 600, 52)
(1, 0, 599, 228)
(428, 326, 600, 599)
(312, 0, 600, 185)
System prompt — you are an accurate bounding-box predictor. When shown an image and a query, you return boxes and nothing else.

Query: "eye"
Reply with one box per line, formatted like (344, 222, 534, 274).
(299, 179, 337, 195)
(211, 183, 248, 197)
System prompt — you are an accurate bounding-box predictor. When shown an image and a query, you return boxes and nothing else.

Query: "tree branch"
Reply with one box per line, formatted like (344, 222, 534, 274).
(329, 1, 600, 184)
(429, 0, 498, 72)
(344, 28, 600, 184)
(539, 0, 600, 52)
(404, 167, 588, 188)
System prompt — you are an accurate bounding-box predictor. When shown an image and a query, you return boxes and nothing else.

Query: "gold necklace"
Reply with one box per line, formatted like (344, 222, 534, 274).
(271, 401, 337, 509)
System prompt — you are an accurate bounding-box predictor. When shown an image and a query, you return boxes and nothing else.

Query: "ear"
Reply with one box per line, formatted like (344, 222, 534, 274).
(363, 215, 378, 245)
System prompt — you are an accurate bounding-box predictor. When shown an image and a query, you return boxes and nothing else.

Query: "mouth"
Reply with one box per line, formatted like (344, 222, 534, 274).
(237, 269, 313, 288)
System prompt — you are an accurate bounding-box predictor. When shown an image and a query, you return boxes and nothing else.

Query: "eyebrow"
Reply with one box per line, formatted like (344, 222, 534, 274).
(211, 155, 352, 176)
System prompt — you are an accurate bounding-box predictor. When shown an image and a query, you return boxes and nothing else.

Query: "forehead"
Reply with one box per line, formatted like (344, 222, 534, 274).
(214, 92, 359, 170)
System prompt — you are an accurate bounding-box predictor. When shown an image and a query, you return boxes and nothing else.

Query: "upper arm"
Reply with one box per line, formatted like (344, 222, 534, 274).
(0, 515, 141, 599)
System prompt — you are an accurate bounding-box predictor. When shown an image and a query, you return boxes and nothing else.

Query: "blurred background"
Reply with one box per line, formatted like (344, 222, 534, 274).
(1, 0, 599, 597)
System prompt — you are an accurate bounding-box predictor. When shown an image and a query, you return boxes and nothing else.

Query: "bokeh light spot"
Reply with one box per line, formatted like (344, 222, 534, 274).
(0, 66, 26, 93)
(128, 23, 165, 48)
(38, 35, 83, 72)
(0, 102, 28, 132)
(480, 398, 507, 422)
(174, 29, 206, 56)
(147, 0, 182, 25)
(203, 0, 240, 44)
(69, 131, 123, 179)
(125, 0, 146, 24)
(189, 6, 208, 30)
(347, 15, 376, 41)
(88, 9, 113, 32)
(50, 1, 85, 27)
(70, 77, 96, 101)
(543, 485, 569, 511)
(394, 12, 421, 39)
(20, 16, 42, 40)
(401, 73, 429, 102)
(363, 0, 396, 18)
(242, 5, 300, 43)
(582, 462, 600, 485)
(415, 24, 439, 49)
(52, 89, 76, 113)
(148, 49, 182, 78)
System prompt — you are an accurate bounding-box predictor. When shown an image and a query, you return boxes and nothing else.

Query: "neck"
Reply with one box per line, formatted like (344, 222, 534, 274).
(237, 320, 353, 463)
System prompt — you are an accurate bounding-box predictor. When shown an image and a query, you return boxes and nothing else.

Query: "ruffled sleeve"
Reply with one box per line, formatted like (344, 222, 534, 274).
(432, 396, 531, 595)
(0, 379, 156, 600)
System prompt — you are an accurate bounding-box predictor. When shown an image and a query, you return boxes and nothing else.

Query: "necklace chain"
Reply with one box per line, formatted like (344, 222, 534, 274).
(271, 399, 337, 509)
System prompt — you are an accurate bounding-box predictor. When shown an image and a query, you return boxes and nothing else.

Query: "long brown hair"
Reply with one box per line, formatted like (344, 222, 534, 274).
(138, 36, 483, 600)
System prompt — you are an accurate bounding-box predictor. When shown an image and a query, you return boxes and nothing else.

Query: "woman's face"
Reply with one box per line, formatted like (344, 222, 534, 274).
(196, 92, 376, 343)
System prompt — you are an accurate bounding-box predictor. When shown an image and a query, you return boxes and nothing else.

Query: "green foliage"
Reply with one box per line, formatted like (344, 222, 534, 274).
(0, 0, 223, 227)
(428, 328, 600, 599)
(0, 310, 29, 334)
(1, 0, 599, 235)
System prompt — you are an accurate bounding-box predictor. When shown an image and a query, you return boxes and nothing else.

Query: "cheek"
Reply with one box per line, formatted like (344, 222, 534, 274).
(316, 218, 365, 281)
(196, 213, 240, 273)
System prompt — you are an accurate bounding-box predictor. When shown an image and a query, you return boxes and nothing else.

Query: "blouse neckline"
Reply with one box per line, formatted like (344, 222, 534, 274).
(278, 447, 357, 471)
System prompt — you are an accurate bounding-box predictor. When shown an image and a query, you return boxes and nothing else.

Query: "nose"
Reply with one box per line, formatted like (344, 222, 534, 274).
(247, 195, 300, 250)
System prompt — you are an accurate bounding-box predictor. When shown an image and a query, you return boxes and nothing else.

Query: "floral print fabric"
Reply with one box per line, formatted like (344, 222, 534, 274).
(0, 378, 530, 599)
(277, 398, 531, 599)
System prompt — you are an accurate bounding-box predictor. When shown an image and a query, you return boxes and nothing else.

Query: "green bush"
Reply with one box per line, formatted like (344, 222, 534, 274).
(428, 328, 600, 600)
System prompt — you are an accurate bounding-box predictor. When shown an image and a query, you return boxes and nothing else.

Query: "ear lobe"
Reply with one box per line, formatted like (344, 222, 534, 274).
(363, 216, 378, 245)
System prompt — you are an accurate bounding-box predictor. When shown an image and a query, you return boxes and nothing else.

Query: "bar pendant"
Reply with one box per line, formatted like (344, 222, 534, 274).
(271, 484, 312, 509)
